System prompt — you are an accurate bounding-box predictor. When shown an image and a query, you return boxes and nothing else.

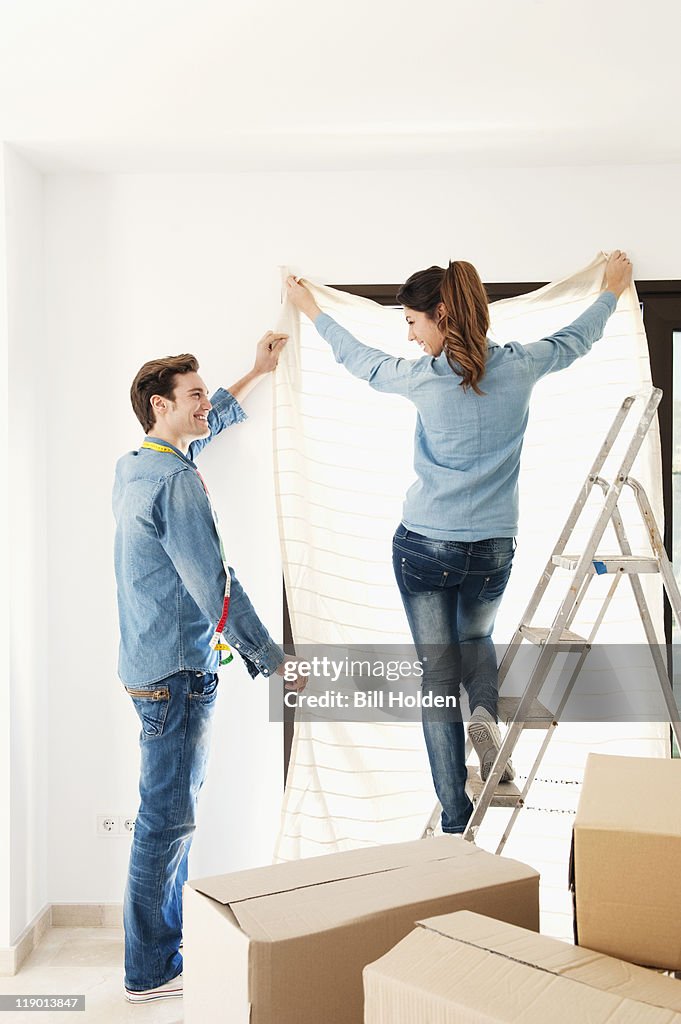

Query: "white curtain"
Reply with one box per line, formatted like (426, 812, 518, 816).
(272, 255, 668, 939)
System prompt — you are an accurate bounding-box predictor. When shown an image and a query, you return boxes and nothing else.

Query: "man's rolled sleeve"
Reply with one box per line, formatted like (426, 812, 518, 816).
(188, 388, 248, 461)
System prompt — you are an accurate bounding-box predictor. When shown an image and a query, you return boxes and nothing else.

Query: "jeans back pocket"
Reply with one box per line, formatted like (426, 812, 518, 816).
(477, 562, 513, 604)
(397, 553, 449, 594)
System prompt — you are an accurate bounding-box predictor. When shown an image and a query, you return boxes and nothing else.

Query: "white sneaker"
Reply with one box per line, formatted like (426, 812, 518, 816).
(468, 707, 515, 783)
(125, 973, 183, 1003)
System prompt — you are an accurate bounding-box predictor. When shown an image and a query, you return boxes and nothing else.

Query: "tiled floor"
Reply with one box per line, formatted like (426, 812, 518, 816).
(0, 928, 183, 1023)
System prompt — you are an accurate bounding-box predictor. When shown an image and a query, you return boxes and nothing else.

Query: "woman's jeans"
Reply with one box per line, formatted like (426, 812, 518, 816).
(122, 669, 219, 992)
(392, 524, 515, 834)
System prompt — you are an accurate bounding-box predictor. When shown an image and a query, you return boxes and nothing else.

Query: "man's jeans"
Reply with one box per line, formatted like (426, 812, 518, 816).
(392, 524, 515, 834)
(123, 669, 219, 992)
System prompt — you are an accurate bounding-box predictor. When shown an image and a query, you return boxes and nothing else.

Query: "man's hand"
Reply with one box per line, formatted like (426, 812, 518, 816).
(228, 331, 288, 402)
(254, 331, 288, 374)
(275, 658, 308, 693)
(286, 276, 323, 322)
(602, 250, 633, 299)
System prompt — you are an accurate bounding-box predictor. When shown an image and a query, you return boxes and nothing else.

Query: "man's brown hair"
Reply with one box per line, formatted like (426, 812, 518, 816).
(130, 354, 199, 433)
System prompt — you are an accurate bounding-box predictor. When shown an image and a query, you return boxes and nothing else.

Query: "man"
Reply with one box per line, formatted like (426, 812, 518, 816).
(113, 330, 303, 1003)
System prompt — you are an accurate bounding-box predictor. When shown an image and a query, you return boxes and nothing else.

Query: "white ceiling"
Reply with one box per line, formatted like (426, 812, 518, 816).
(1, 0, 680, 172)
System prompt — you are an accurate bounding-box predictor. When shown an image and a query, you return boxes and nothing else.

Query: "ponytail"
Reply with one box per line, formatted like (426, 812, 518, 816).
(396, 260, 490, 395)
(439, 261, 489, 395)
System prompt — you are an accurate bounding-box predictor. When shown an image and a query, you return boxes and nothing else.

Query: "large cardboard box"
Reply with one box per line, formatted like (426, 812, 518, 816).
(183, 836, 539, 1024)
(364, 910, 681, 1023)
(571, 753, 681, 969)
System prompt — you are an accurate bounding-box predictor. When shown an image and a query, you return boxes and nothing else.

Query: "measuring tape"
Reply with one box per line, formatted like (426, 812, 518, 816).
(141, 440, 233, 665)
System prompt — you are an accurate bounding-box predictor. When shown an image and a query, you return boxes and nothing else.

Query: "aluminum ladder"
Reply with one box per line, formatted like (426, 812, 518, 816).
(422, 388, 681, 851)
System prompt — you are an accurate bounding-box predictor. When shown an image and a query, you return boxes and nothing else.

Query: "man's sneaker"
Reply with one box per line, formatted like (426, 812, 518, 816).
(125, 973, 183, 1003)
(468, 707, 515, 783)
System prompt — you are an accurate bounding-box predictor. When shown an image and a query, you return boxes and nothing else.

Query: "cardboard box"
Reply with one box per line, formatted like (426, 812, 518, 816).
(571, 753, 681, 969)
(182, 836, 539, 1024)
(364, 910, 681, 1023)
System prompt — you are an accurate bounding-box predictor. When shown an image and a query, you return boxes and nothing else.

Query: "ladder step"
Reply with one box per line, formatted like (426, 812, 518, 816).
(553, 554, 659, 574)
(498, 696, 555, 729)
(466, 768, 522, 808)
(519, 625, 588, 646)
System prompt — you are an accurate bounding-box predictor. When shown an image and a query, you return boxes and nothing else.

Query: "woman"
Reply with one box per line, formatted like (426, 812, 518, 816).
(286, 252, 632, 834)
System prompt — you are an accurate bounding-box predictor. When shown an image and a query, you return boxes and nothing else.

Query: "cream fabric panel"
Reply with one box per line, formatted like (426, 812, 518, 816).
(272, 255, 668, 939)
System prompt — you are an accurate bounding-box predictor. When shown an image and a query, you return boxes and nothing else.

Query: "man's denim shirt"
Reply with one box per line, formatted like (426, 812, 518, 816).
(113, 388, 284, 686)
(314, 291, 618, 542)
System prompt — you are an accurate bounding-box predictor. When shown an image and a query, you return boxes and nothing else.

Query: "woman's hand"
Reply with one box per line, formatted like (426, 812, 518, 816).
(603, 250, 633, 299)
(286, 275, 322, 321)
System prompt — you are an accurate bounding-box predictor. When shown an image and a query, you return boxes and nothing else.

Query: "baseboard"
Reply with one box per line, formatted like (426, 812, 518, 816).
(50, 903, 123, 928)
(0, 904, 52, 977)
(0, 903, 123, 976)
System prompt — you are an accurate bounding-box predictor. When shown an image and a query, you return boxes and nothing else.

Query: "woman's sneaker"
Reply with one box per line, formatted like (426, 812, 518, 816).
(468, 707, 515, 783)
(125, 973, 183, 1003)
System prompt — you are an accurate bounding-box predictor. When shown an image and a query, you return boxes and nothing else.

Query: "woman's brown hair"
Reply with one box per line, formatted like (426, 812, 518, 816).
(396, 261, 490, 395)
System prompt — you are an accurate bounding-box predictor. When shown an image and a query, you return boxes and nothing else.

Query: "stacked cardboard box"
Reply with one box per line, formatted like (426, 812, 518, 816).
(183, 835, 539, 1024)
(571, 753, 681, 970)
(364, 910, 681, 1023)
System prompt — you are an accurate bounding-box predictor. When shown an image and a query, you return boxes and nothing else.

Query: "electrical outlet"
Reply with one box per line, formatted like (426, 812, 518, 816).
(96, 814, 117, 836)
(120, 816, 136, 834)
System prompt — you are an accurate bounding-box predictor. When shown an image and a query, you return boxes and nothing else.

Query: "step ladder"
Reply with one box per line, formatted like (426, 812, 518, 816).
(422, 388, 681, 851)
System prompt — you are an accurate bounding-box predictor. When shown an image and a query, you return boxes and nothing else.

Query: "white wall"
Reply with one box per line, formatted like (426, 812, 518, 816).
(3, 146, 48, 945)
(38, 163, 681, 906)
(0, 151, 10, 950)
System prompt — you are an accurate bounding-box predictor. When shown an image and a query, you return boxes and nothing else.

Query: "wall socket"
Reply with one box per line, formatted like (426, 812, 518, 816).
(96, 815, 117, 836)
(96, 814, 136, 836)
